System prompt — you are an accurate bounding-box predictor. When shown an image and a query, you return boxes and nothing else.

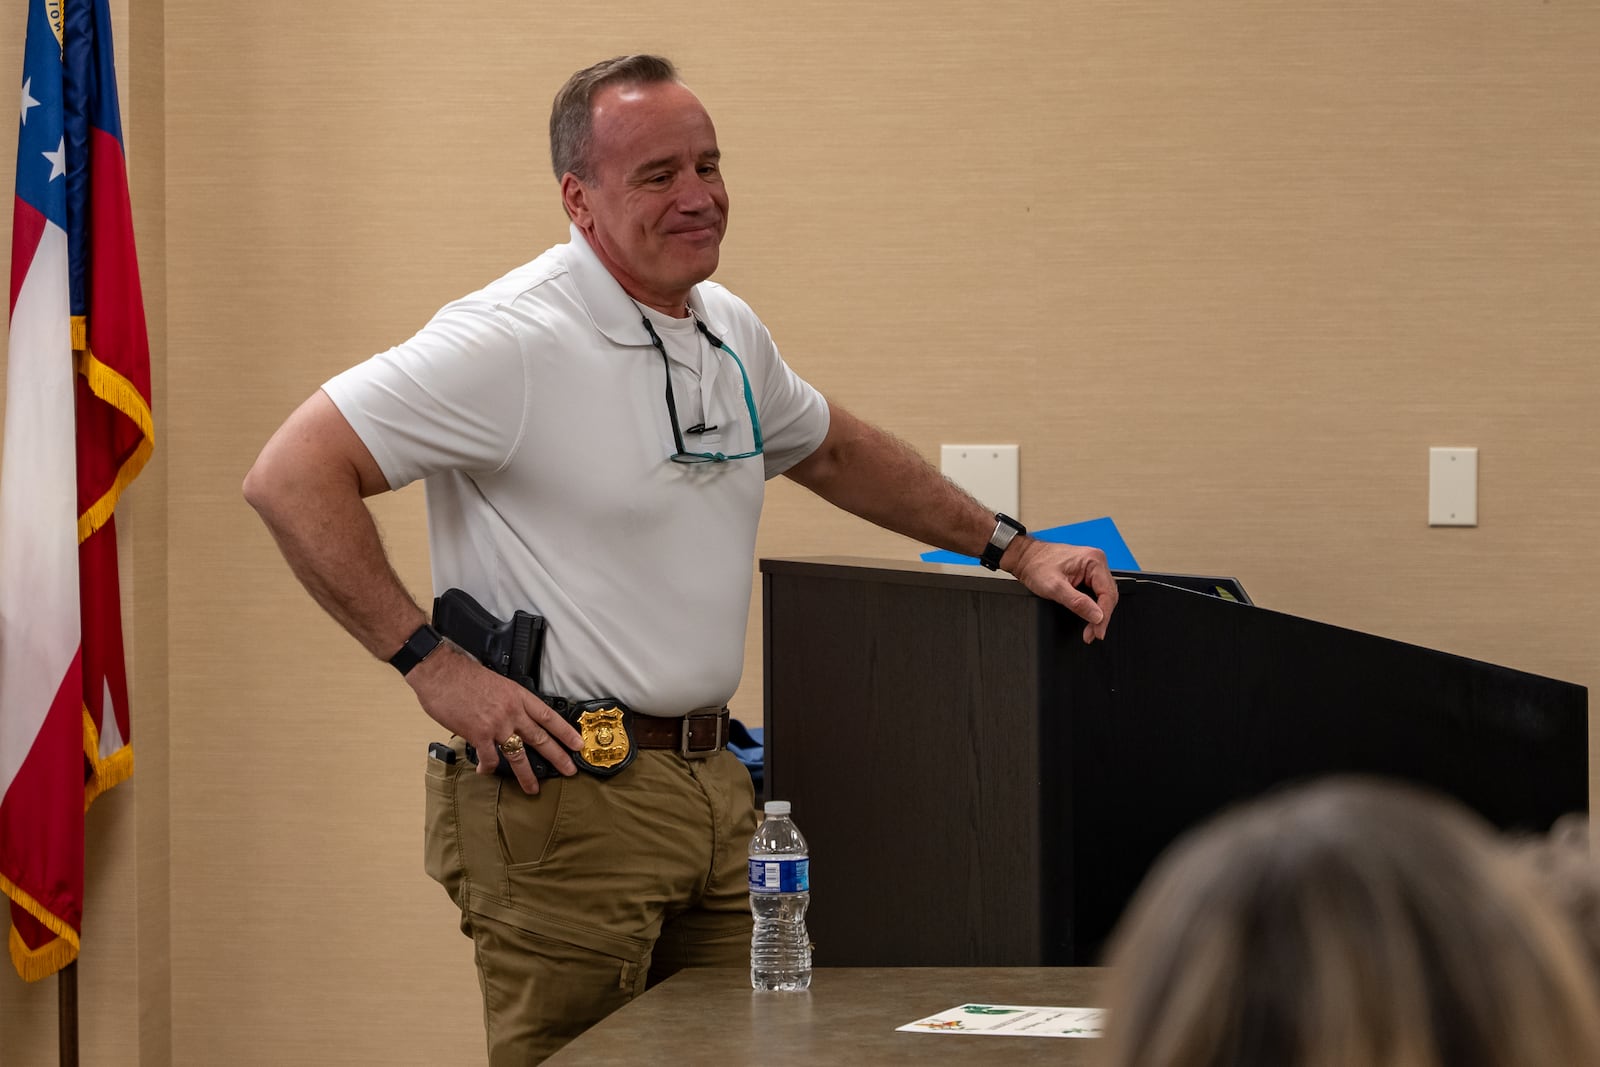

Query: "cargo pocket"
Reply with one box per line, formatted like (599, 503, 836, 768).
(467, 898, 652, 1066)
(423, 742, 467, 910)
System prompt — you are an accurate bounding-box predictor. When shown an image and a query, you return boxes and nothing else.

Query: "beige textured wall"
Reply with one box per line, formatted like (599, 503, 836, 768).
(127, 2, 171, 1062)
(2, 1, 1597, 1062)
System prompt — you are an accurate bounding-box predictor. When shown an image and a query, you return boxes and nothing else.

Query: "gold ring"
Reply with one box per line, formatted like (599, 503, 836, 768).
(498, 733, 525, 757)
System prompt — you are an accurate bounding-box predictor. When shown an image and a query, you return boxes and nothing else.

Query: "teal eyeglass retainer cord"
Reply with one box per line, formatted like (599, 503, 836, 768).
(640, 314, 765, 464)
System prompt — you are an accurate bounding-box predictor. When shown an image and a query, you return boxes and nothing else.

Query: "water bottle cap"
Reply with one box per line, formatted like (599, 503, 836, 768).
(763, 800, 791, 815)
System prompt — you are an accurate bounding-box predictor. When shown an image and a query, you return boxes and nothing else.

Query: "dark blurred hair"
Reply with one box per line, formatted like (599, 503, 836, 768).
(549, 54, 679, 182)
(1098, 778, 1600, 1067)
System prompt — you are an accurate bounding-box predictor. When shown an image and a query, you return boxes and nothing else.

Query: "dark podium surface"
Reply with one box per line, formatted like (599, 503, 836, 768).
(544, 968, 1106, 1065)
(761, 557, 1589, 967)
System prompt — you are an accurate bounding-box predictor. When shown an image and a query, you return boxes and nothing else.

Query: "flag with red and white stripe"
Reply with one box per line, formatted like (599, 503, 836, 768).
(1, 0, 152, 982)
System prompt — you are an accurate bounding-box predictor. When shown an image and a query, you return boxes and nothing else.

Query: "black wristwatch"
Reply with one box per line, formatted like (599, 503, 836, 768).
(389, 623, 444, 676)
(979, 513, 1027, 571)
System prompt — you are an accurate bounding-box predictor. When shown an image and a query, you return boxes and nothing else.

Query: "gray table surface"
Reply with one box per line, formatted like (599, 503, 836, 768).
(545, 966, 1106, 1065)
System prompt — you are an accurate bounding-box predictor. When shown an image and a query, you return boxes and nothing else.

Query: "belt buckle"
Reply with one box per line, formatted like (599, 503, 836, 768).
(679, 711, 724, 759)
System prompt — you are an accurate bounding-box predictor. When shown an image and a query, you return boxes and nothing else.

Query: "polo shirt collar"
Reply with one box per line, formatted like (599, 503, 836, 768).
(565, 223, 730, 345)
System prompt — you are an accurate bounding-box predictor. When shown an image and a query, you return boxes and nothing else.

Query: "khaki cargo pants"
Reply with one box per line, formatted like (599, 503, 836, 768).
(424, 736, 758, 1065)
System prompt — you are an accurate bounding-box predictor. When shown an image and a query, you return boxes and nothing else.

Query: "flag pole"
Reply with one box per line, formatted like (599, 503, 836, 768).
(59, 961, 79, 1066)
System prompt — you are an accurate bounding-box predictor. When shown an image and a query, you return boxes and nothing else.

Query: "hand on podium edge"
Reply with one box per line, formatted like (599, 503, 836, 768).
(1005, 538, 1118, 644)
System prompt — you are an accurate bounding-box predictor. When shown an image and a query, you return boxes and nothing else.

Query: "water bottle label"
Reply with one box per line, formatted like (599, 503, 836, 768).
(748, 857, 809, 893)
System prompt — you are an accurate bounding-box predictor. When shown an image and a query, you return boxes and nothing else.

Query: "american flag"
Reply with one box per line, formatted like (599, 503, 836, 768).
(1, 0, 153, 982)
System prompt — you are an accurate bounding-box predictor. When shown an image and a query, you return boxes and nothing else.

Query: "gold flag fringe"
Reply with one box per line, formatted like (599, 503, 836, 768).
(1, 874, 81, 982)
(83, 703, 136, 812)
(73, 337, 156, 546)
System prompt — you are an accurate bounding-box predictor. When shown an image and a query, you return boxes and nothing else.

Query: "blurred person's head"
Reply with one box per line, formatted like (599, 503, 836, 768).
(1098, 778, 1600, 1067)
(1510, 812, 1600, 983)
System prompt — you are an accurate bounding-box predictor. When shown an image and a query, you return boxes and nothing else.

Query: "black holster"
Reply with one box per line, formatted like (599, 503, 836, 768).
(430, 588, 636, 782)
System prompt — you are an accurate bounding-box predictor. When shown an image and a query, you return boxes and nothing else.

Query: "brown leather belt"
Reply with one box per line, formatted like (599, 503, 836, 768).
(631, 708, 730, 757)
(458, 704, 731, 780)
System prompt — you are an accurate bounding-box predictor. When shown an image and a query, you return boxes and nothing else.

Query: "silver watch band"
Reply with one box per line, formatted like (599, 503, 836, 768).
(980, 513, 1026, 570)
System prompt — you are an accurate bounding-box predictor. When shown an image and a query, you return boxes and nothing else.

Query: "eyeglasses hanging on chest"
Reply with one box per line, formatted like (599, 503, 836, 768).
(640, 315, 765, 465)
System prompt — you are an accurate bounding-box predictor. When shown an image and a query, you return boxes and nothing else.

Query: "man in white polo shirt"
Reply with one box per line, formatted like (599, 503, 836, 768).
(244, 54, 1117, 1064)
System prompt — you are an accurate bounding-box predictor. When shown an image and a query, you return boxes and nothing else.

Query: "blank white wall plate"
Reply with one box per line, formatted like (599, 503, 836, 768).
(941, 444, 1019, 518)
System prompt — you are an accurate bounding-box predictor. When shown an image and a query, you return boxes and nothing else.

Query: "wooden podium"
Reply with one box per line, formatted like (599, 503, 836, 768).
(760, 557, 1589, 967)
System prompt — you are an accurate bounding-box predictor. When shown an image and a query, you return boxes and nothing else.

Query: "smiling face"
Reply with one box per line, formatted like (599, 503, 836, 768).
(561, 80, 728, 316)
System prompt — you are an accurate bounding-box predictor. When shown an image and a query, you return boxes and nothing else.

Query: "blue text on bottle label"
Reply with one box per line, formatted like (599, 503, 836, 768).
(748, 858, 809, 893)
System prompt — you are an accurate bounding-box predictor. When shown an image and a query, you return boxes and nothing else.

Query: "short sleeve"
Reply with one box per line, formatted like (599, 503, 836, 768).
(694, 289, 828, 479)
(754, 334, 830, 480)
(321, 299, 529, 489)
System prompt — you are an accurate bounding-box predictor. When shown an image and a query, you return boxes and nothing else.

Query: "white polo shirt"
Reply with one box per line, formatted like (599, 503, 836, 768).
(323, 225, 830, 715)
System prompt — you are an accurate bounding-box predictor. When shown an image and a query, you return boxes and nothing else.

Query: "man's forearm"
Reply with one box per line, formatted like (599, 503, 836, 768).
(250, 481, 425, 662)
(242, 394, 426, 663)
(785, 403, 1004, 564)
(244, 391, 586, 787)
(785, 400, 1114, 642)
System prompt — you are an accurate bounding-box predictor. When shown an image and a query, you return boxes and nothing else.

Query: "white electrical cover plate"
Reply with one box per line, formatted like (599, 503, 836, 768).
(1428, 447, 1477, 527)
(940, 445, 1019, 518)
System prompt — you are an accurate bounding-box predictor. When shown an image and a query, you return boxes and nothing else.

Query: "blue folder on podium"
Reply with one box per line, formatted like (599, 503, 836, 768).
(920, 515, 1141, 572)
(921, 517, 1255, 605)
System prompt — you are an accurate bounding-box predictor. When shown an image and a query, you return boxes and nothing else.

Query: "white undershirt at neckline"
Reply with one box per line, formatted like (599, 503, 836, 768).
(636, 302, 722, 442)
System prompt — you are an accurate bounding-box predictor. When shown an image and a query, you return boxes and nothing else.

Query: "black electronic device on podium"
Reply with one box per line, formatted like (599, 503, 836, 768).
(760, 557, 1589, 967)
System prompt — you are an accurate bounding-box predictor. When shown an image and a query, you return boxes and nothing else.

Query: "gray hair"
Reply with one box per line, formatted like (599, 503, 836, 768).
(1098, 778, 1600, 1067)
(549, 54, 680, 182)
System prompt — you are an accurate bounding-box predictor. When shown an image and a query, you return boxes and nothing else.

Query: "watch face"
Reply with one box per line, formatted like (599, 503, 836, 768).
(993, 515, 1024, 547)
(981, 518, 1020, 569)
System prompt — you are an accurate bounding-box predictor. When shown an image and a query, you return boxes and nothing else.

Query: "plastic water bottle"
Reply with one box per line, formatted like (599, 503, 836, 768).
(749, 800, 811, 991)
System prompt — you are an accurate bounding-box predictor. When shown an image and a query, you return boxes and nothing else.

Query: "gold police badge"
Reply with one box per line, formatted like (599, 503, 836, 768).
(577, 705, 630, 770)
